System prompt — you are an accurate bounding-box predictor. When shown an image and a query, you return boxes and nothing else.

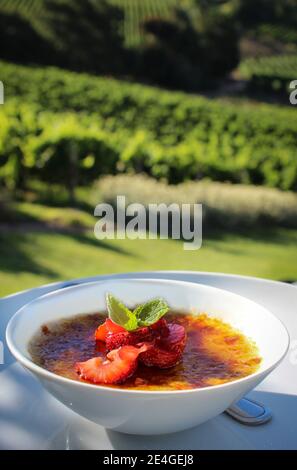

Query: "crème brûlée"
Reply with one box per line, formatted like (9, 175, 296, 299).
(29, 311, 261, 391)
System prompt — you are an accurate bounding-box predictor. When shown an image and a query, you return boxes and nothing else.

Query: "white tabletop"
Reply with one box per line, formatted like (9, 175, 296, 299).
(0, 271, 296, 450)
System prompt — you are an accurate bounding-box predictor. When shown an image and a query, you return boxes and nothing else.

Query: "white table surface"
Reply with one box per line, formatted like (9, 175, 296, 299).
(0, 271, 297, 450)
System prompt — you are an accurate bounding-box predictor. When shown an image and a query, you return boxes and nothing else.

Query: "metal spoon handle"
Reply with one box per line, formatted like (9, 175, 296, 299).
(225, 397, 272, 425)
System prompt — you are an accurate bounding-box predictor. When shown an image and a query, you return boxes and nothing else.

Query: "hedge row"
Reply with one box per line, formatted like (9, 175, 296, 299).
(0, 102, 120, 192)
(0, 61, 297, 190)
(0, 98, 297, 193)
(240, 55, 297, 93)
(97, 174, 297, 229)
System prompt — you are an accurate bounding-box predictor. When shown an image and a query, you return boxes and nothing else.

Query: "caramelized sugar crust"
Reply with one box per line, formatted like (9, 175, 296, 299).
(29, 312, 261, 390)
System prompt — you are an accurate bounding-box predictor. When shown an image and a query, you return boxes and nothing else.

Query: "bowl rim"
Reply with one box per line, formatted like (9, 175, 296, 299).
(6, 277, 290, 396)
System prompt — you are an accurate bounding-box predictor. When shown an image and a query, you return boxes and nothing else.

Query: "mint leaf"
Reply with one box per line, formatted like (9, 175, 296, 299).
(106, 294, 169, 331)
(135, 298, 169, 327)
(106, 293, 138, 331)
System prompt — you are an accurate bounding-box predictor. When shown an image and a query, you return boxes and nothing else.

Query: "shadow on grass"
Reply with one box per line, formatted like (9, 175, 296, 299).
(66, 231, 132, 256)
(15, 182, 95, 214)
(204, 226, 297, 246)
(0, 230, 132, 278)
(0, 203, 39, 225)
(0, 233, 57, 278)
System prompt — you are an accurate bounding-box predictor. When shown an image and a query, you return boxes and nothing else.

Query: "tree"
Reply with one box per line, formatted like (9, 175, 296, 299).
(42, 0, 125, 74)
(236, 0, 297, 29)
(141, 0, 239, 90)
(0, 11, 55, 65)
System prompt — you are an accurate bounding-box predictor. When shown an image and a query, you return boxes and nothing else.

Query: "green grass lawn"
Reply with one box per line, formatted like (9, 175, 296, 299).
(1, 222, 297, 297)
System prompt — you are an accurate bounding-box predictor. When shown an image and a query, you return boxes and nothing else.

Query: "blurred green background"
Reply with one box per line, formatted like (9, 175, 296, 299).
(0, 0, 297, 297)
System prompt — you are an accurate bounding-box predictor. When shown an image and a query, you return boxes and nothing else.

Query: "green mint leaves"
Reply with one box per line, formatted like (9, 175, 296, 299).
(106, 293, 138, 331)
(106, 293, 169, 331)
(134, 299, 169, 327)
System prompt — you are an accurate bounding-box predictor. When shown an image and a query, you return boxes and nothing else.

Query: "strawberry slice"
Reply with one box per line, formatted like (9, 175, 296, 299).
(95, 318, 125, 342)
(106, 326, 152, 350)
(140, 323, 186, 369)
(75, 344, 149, 385)
(105, 319, 169, 351)
(150, 318, 169, 334)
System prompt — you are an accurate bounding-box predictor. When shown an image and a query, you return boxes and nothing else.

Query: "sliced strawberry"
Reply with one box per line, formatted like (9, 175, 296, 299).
(140, 323, 186, 369)
(105, 331, 129, 350)
(105, 320, 169, 351)
(150, 318, 169, 334)
(95, 318, 125, 342)
(75, 344, 148, 385)
(106, 326, 151, 350)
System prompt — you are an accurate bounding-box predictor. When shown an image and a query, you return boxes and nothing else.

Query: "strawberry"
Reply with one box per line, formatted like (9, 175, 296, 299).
(150, 318, 169, 334)
(139, 323, 186, 369)
(106, 326, 151, 350)
(95, 318, 125, 342)
(105, 319, 169, 351)
(75, 344, 149, 385)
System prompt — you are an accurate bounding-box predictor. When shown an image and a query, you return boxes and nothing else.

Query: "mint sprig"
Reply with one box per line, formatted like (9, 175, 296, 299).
(106, 293, 169, 331)
(106, 293, 138, 331)
(134, 298, 169, 327)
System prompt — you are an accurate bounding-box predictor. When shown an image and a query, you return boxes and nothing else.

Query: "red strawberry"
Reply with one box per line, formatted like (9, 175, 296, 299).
(105, 319, 169, 351)
(150, 318, 169, 334)
(106, 326, 151, 350)
(75, 344, 149, 385)
(95, 318, 125, 342)
(105, 331, 130, 350)
(139, 323, 186, 369)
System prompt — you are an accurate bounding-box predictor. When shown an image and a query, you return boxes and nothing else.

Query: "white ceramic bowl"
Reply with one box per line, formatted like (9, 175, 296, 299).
(6, 278, 289, 435)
